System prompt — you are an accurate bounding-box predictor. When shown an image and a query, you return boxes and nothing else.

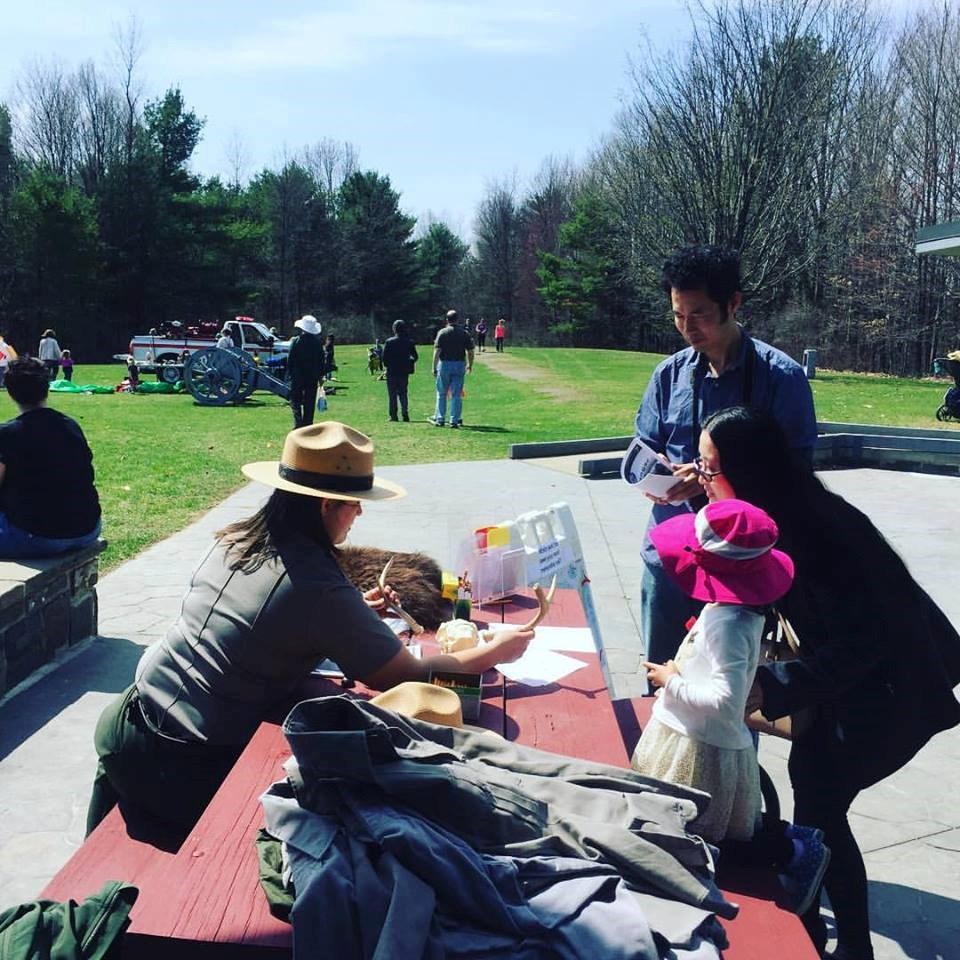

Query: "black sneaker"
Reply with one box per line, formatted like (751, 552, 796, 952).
(389, 416, 399, 422)
(402, 414, 410, 422)
(450, 422, 459, 429)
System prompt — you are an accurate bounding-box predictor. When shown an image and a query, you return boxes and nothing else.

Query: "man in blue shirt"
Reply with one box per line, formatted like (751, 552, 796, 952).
(635, 245, 817, 668)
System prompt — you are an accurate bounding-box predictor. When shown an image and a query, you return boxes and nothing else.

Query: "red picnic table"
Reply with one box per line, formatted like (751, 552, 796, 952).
(43, 588, 816, 958)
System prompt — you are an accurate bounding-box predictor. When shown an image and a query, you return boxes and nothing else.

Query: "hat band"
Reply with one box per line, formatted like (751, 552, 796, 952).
(278, 463, 373, 492)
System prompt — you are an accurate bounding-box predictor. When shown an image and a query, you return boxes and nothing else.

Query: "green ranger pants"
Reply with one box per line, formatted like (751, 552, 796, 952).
(86, 683, 242, 838)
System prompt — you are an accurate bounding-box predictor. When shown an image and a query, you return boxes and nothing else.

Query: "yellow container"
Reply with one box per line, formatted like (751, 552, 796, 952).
(441, 571, 460, 602)
(486, 525, 511, 548)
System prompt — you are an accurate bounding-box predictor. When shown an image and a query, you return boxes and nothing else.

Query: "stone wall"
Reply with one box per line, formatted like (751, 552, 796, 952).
(0, 541, 105, 697)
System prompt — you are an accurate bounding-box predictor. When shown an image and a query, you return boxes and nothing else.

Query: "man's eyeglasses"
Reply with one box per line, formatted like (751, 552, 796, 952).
(693, 456, 723, 480)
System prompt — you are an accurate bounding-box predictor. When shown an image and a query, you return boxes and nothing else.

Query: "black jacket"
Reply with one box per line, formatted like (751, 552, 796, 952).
(758, 501, 960, 791)
(381, 334, 418, 376)
(287, 333, 326, 384)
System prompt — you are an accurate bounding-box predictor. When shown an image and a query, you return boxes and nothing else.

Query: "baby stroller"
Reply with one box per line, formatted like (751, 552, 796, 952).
(933, 354, 960, 422)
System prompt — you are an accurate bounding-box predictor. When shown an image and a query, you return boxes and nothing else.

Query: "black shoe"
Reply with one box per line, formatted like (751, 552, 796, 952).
(402, 414, 410, 421)
(450, 422, 459, 429)
(389, 416, 399, 422)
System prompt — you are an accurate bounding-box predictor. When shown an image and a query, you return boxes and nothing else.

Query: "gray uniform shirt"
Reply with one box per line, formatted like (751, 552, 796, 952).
(136, 534, 401, 746)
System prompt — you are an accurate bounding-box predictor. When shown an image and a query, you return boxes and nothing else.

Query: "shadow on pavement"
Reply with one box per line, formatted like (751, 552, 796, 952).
(0, 636, 142, 762)
(866, 880, 959, 959)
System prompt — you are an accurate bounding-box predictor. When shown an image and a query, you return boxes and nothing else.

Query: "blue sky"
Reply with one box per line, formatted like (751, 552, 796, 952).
(2, 1, 690, 235)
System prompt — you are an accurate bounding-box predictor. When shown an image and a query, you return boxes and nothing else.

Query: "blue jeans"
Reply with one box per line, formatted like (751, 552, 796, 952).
(640, 559, 702, 667)
(435, 360, 466, 424)
(0, 514, 101, 558)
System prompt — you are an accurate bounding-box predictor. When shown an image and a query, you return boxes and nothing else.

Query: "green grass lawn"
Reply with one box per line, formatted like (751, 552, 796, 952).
(12, 347, 956, 571)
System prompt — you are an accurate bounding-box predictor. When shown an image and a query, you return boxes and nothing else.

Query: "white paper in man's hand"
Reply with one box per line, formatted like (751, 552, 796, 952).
(621, 437, 681, 498)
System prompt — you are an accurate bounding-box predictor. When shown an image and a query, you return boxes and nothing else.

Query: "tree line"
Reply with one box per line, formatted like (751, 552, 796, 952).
(481, 0, 960, 375)
(3, 2, 960, 375)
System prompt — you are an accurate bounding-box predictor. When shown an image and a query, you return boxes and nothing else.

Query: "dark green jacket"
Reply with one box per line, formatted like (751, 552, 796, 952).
(0, 881, 137, 960)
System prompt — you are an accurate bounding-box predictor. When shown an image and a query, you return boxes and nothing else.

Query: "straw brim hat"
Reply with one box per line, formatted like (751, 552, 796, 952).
(242, 421, 405, 502)
(370, 682, 463, 728)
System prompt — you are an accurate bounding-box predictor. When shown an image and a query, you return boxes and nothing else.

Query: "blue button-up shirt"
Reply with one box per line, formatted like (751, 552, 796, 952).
(635, 329, 817, 563)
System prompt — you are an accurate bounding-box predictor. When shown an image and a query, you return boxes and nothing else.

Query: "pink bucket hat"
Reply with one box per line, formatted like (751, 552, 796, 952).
(649, 499, 794, 606)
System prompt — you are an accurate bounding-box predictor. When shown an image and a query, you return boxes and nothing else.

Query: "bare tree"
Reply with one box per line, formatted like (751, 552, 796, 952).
(111, 14, 144, 167)
(13, 58, 80, 178)
(302, 138, 359, 195)
(75, 60, 123, 192)
(224, 127, 249, 189)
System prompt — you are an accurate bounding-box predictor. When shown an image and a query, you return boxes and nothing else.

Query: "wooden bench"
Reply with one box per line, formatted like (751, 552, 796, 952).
(0, 539, 105, 697)
(42, 590, 815, 958)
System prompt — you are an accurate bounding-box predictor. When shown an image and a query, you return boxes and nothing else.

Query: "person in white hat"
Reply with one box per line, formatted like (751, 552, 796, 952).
(86, 421, 534, 838)
(287, 315, 325, 427)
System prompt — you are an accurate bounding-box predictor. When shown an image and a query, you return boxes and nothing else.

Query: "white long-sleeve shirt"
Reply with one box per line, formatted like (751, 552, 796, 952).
(652, 602, 762, 750)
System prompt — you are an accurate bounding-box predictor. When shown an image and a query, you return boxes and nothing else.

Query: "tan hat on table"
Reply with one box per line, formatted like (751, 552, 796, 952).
(242, 421, 405, 502)
(370, 682, 464, 728)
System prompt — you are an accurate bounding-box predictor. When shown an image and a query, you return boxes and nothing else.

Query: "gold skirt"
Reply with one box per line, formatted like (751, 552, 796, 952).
(631, 717, 761, 843)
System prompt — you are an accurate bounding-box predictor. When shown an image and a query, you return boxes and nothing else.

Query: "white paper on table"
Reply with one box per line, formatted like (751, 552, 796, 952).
(495, 648, 588, 686)
(485, 622, 595, 653)
(620, 437, 682, 498)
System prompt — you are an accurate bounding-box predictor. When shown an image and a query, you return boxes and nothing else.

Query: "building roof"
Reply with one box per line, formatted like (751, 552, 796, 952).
(915, 220, 960, 257)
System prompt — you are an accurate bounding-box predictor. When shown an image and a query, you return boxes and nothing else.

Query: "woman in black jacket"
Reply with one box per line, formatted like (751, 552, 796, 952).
(693, 406, 960, 960)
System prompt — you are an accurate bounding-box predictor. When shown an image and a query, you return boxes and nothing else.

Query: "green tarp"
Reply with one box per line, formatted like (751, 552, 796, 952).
(49, 380, 114, 395)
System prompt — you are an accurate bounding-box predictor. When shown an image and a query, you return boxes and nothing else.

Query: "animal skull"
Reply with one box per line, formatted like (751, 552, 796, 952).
(436, 618, 480, 654)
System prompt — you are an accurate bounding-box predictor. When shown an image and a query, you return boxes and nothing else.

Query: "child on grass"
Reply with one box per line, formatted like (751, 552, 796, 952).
(632, 498, 830, 916)
(60, 349, 74, 381)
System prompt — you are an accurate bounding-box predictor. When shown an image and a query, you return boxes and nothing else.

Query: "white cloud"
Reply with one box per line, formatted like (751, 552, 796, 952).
(155, 0, 637, 75)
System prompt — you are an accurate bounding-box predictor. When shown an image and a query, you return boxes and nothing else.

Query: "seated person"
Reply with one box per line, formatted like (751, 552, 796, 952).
(86, 421, 532, 837)
(0, 358, 101, 557)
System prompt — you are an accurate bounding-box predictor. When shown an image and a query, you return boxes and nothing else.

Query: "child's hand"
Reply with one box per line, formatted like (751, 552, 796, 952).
(643, 659, 680, 688)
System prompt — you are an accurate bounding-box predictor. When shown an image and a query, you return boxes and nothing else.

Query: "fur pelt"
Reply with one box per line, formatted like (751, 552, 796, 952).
(338, 545, 450, 630)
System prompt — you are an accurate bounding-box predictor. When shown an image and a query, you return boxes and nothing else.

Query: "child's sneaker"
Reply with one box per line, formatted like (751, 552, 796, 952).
(785, 823, 826, 847)
(779, 827, 831, 916)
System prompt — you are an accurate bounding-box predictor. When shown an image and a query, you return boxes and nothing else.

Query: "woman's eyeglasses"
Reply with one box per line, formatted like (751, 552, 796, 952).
(693, 456, 723, 480)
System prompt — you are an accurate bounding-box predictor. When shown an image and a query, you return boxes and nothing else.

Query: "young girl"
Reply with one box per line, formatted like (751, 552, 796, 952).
(60, 349, 74, 381)
(633, 498, 828, 915)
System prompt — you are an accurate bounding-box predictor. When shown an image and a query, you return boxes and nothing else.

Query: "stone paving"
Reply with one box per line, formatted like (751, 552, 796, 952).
(0, 457, 956, 960)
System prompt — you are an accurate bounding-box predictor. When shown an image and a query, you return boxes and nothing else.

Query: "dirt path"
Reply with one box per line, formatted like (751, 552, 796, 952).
(474, 350, 579, 401)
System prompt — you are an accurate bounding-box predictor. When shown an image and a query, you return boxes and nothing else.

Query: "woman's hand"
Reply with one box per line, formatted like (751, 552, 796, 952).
(491, 628, 534, 663)
(363, 585, 400, 616)
(644, 461, 701, 505)
(643, 659, 680, 688)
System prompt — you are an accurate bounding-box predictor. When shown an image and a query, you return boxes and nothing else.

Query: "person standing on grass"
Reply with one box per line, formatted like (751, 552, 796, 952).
(60, 349, 74, 381)
(431, 309, 474, 428)
(494, 318, 506, 352)
(38, 329, 61, 380)
(287, 315, 325, 428)
(475, 318, 488, 352)
(382, 319, 418, 422)
(633, 244, 816, 669)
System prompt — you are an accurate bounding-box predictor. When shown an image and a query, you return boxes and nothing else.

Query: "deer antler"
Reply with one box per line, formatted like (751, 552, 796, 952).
(519, 575, 557, 631)
(377, 556, 425, 635)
